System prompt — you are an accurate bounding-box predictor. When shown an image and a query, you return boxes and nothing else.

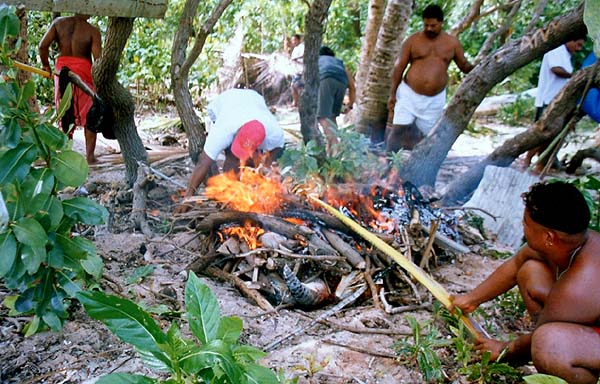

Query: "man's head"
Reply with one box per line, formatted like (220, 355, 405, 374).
(291, 34, 302, 47)
(319, 46, 335, 57)
(523, 181, 590, 236)
(422, 4, 444, 39)
(231, 120, 266, 161)
(566, 38, 585, 54)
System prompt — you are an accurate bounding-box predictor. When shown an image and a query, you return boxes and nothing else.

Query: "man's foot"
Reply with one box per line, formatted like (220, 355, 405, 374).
(87, 155, 98, 165)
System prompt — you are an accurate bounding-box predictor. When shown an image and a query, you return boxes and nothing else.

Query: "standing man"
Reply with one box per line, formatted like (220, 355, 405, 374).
(387, 4, 473, 151)
(524, 38, 585, 171)
(451, 181, 600, 384)
(290, 34, 305, 108)
(175, 88, 285, 213)
(317, 46, 356, 154)
(39, 14, 102, 164)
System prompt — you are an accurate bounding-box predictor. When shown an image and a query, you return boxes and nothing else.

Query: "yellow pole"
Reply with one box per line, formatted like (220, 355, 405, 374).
(308, 194, 489, 339)
(14, 61, 52, 78)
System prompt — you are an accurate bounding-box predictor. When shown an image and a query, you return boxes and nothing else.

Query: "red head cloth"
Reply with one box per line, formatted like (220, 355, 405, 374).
(231, 120, 266, 161)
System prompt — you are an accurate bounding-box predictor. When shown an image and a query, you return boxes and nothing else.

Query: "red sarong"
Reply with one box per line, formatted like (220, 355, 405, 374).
(54, 56, 95, 136)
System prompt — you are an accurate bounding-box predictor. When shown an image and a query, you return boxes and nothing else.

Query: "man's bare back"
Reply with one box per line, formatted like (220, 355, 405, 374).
(39, 15, 101, 72)
(404, 31, 466, 96)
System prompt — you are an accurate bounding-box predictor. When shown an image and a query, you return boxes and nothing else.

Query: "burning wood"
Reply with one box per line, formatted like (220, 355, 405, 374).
(183, 168, 481, 316)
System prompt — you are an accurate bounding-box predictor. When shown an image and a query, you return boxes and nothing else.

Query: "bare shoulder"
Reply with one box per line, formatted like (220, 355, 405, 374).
(514, 244, 545, 265)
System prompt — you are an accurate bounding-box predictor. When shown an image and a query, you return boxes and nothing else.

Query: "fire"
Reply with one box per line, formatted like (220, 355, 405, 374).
(220, 220, 265, 250)
(205, 168, 284, 213)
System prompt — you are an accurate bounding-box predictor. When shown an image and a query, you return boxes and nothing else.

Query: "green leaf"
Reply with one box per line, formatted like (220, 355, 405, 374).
(0, 117, 22, 148)
(36, 123, 67, 151)
(22, 168, 56, 200)
(232, 344, 267, 363)
(185, 271, 220, 344)
(23, 314, 41, 337)
(244, 363, 279, 384)
(96, 373, 158, 384)
(17, 81, 35, 109)
(13, 217, 47, 247)
(54, 84, 73, 123)
(77, 291, 172, 370)
(125, 265, 155, 285)
(0, 191, 8, 232)
(62, 197, 108, 225)
(0, 143, 38, 185)
(584, 0, 600, 57)
(50, 150, 88, 187)
(0, 5, 20, 45)
(20, 244, 47, 274)
(0, 231, 17, 277)
(42, 310, 62, 332)
(217, 316, 243, 344)
(55, 233, 88, 259)
(81, 252, 103, 279)
(523, 374, 568, 384)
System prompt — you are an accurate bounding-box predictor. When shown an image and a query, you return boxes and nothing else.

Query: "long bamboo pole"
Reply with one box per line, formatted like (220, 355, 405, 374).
(308, 194, 489, 339)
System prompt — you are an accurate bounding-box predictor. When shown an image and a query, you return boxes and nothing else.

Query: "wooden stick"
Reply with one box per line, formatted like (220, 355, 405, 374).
(14, 61, 51, 78)
(322, 229, 366, 269)
(308, 195, 489, 339)
(205, 266, 274, 312)
(419, 218, 439, 269)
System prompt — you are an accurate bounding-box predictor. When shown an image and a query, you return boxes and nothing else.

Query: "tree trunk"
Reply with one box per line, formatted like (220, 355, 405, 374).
(450, 0, 485, 36)
(354, 0, 385, 103)
(299, 0, 333, 147)
(2, 0, 168, 18)
(93, 17, 147, 185)
(11, 6, 39, 112)
(441, 65, 600, 205)
(171, 0, 233, 164)
(355, 0, 412, 143)
(397, 3, 585, 188)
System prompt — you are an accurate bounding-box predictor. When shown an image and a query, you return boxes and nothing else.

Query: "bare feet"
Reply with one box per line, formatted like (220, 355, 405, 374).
(87, 155, 97, 165)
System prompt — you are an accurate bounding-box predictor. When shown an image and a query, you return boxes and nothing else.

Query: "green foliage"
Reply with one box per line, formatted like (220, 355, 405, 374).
(394, 316, 449, 382)
(279, 128, 383, 186)
(498, 95, 535, 126)
(523, 374, 568, 384)
(0, 9, 108, 335)
(125, 265, 155, 285)
(584, 0, 600, 57)
(78, 271, 282, 384)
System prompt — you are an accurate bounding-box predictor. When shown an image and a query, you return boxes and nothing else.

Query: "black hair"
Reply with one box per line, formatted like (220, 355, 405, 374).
(319, 46, 335, 57)
(523, 181, 590, 234)
(422, 4, 444, 21)
(292, 34, 302, 40)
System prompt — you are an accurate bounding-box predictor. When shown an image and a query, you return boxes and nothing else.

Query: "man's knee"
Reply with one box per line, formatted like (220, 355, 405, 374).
(385, 123, 423, 151)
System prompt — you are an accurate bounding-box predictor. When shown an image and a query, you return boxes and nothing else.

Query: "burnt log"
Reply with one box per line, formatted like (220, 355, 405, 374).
(566, 146, 600, 174)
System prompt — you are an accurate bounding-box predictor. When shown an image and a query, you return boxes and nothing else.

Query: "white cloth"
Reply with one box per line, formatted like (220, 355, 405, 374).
(393, 82, 446, 134)
(535, 45, 572, 107)
(291, 42, 304, 62)
(204, 89, 284, 161)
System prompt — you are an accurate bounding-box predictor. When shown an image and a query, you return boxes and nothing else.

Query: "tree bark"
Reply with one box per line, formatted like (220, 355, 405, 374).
(299, 0, 333, 147)
(450, 0, 485, 36)
(355, 0, 412, 143)
(473, 0, 522, 64)
(397, 3, 586, 188)
(566, 147, 600, 174)
(93, 17, 148, 186)
(354, 0, 385, 104)
(441, 65, 600, 205)
(171, 0, 233, 164)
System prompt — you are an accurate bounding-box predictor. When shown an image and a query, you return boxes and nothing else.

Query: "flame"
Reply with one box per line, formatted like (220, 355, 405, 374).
(284, 217, 307, 226)
(220, 220, 265, 250)
(205, 168, 284, 213)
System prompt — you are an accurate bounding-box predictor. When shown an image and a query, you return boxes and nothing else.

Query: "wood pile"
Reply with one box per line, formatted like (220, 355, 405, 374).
(177, 174, 484, 314)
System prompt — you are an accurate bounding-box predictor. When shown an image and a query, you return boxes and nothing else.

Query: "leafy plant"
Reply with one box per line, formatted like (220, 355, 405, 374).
(78, 271, 282, 383)
(394, 315, 450, 382)
(0, 7, 108, 335)
(523, 374, 568, 384)
(498, 95, 535, 126)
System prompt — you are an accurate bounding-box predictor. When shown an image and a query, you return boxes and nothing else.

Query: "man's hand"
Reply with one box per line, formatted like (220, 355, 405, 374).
(474, 338, 510, 362)
(174, 202, 193, 214)
(449, 293, 479, 314)
(387, 95, 396, 113)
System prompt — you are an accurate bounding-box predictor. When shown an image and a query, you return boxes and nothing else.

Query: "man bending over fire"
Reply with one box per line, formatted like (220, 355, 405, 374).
(451, 181, 600, 384)
(175, 88, 285, 214)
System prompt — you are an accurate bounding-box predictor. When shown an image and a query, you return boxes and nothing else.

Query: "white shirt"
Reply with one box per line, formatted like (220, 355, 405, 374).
(535, 45, 573, 107)
(204, 89, 284, 161)
(291, 42, 304, 62)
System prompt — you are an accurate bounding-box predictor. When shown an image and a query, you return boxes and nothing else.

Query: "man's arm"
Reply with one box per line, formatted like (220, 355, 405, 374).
(388, 39, 411, 111)
(345, 68, 356, 108)
(39, 23, 57, 73)
(174, 151, 214, 214)
(453, 39, 474, 74)
(550, 66, 571, 78)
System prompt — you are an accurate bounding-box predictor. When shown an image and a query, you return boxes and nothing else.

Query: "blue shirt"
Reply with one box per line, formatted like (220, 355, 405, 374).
(318, 55, 348, 86)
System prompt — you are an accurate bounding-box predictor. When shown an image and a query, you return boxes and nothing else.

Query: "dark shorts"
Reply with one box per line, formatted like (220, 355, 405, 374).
(317, 77, 346, 120)
(292, 74, 304, 87)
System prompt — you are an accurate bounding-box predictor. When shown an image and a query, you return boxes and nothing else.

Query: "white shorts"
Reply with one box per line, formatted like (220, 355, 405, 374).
(393, 82, 446, 134)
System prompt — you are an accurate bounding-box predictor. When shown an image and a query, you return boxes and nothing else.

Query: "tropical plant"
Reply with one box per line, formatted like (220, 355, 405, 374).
(78, 271, 282, 383)
(0, 6, 108, 335)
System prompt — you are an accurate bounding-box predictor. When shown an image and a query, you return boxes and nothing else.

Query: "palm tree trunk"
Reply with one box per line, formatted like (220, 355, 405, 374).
(355, 0, 412, 143)
(354, 0, 385, 103)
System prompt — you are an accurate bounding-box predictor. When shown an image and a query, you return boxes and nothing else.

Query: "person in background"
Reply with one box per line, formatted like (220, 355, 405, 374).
(39, 14, 102, 164)
(387, 4, 473, 151)
(524, 38, 585, 172)
(174, 88, 285, 214)
(451, 181, 600, 384)
(317, 46, 355, 154)
(290, 34, 305, 108)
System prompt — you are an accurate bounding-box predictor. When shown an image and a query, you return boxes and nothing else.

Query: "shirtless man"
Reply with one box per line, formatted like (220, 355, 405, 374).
(386, 4, 473, 151)
(39, 14, 102, 164)
(451, 181, 600, 384)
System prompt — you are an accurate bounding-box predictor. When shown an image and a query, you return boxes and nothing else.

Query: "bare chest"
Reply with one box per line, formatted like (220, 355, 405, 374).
(411, 41, 455, 63)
